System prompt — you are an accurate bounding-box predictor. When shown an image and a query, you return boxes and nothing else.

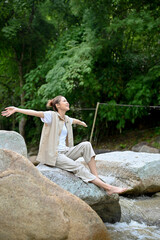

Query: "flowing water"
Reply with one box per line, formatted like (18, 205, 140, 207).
(105, 220, 160, 240)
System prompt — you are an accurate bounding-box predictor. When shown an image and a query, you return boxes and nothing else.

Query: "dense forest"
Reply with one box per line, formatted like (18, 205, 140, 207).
(0, 0, 160, 147)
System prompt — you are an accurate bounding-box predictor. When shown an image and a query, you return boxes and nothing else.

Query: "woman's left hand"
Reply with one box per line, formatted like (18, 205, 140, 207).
(81, 121, 88, 127)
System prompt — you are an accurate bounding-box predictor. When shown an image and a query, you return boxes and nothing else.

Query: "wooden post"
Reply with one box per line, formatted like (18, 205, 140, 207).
(90, 102, 100, 143)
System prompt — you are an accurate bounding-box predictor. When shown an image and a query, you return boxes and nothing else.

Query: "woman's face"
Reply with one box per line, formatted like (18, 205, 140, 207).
(56, 97, 70, 112)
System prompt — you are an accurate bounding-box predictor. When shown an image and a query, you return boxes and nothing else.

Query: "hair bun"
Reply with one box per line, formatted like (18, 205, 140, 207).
(46, 96, 63, 111)
(46, 99, 53, 108)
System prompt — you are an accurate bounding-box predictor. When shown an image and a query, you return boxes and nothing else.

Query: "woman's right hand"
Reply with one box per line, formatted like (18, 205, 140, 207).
(1, 106, 17, 117)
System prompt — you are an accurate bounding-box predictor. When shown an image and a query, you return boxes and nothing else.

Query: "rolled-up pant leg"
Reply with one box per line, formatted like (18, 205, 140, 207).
(55, 141, 96, 183)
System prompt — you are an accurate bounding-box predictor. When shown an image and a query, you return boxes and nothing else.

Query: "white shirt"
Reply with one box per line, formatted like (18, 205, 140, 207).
(41, 111, 73, 152)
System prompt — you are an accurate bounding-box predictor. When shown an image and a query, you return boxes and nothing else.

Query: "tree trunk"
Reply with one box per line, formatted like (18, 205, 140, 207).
(15, 45, 27, 138)
(19, 116, 27, 137)
(18, 61, 26, 137)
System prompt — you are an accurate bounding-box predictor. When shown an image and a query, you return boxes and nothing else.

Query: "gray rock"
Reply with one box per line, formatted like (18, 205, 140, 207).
(155, 136, 160, 144)
(139, 145, 159, 153)
(0, 130, 27, 157)
(37, 164, 121, 223)
(131, 141, 159, 153)
(119, 193, 160, 227)
(93, 151, 160, 195)
(95, 149, 111, 154)
(131, 142, 148, 152)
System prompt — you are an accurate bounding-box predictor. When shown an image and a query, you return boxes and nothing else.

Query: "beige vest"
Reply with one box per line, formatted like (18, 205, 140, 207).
(36, 111, 74, 166)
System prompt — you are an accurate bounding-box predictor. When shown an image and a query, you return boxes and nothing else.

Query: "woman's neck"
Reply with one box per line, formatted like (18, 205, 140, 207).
(58, 109, 66, 120)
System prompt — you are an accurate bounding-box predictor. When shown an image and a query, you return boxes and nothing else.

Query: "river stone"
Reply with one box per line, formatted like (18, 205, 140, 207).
(94, 149, 111, 154)
(0, 149, 110, 240)
(0, 130, 27, 157)
(139, 145, 159, 153)
(78, 151, 160, 195)
(37, 164, 121, 223)
(131, 142, 148, 152)
(119, 193, 160, 227)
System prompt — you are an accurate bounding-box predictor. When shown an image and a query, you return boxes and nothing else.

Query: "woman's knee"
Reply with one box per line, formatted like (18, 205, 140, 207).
(81, 141, 92, 149)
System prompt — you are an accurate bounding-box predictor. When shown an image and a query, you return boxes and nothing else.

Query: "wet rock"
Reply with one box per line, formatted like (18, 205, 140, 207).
(0, 130, 27, 157)
(106, 220, 160, 240)
(37, 164, 121, 223)
(119, 193, 160, 227)
(0, 149, 110, 240)
(79, 151, 160, 195)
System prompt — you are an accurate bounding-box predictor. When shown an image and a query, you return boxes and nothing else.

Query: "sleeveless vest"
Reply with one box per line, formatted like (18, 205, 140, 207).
(36, 111, 74, 166)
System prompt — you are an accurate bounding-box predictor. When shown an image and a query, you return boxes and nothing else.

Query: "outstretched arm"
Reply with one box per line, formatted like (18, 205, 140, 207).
(73, 118, 87, 127)
(1, 106, 44, 118)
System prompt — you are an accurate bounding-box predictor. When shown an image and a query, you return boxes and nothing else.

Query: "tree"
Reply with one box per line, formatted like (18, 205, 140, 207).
(1, 0, 160, 145)
(0, 0, 56, 136)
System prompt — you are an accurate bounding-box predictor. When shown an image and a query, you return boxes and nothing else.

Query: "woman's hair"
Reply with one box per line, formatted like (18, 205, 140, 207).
(46, 95, 63, 111)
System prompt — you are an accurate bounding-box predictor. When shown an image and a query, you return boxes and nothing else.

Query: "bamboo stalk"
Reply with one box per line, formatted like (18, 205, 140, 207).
(90, 102, 100, 143)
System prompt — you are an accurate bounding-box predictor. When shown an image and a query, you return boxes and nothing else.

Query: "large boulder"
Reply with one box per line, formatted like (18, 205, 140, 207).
(0, 149, 110, 240)
(119, 193, 160, 227)
(37, 164, 121, 223)
(77, 151, 160, 195)
(0, 130, 27, 157)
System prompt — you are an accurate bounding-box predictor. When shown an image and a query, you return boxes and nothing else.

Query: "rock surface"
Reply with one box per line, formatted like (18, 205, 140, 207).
(37, 164, 120, 223)
(119, 193, 160, 227)
(28, 155, 39, 165)
(94, 149, 111, 154)
(139, 145, 159, 153)
(0, 130, 27, 157)
(131, 142, 159, 153)
(79, 151, 160, 195)
(131, 142, 148, 152)
(0, 149, 110, 240)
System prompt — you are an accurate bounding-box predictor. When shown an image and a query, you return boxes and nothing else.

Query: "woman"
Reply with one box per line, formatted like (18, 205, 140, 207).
(2, 95, 128, 195)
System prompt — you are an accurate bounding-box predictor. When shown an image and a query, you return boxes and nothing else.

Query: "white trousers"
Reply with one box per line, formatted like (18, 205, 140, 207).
(55, 141, 96, 183)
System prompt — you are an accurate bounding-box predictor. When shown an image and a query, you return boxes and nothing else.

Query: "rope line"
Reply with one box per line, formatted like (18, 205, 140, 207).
(71, 102, 160, 143)
(100, 103, 160, 109)
(72, 103, 160, 111)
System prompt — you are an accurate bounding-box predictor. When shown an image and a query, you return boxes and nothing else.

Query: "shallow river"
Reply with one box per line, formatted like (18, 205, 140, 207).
(105, 220, 160, 240)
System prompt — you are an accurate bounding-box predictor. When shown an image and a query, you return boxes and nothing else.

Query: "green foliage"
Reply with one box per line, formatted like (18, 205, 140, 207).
(1, 0, 160, 145)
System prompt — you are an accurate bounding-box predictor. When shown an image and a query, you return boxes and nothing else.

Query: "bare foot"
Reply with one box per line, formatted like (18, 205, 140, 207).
(106, 186, 128, 196)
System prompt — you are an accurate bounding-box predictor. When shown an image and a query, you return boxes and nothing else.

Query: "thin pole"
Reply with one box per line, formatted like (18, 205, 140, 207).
(90, 102, 100, 143)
